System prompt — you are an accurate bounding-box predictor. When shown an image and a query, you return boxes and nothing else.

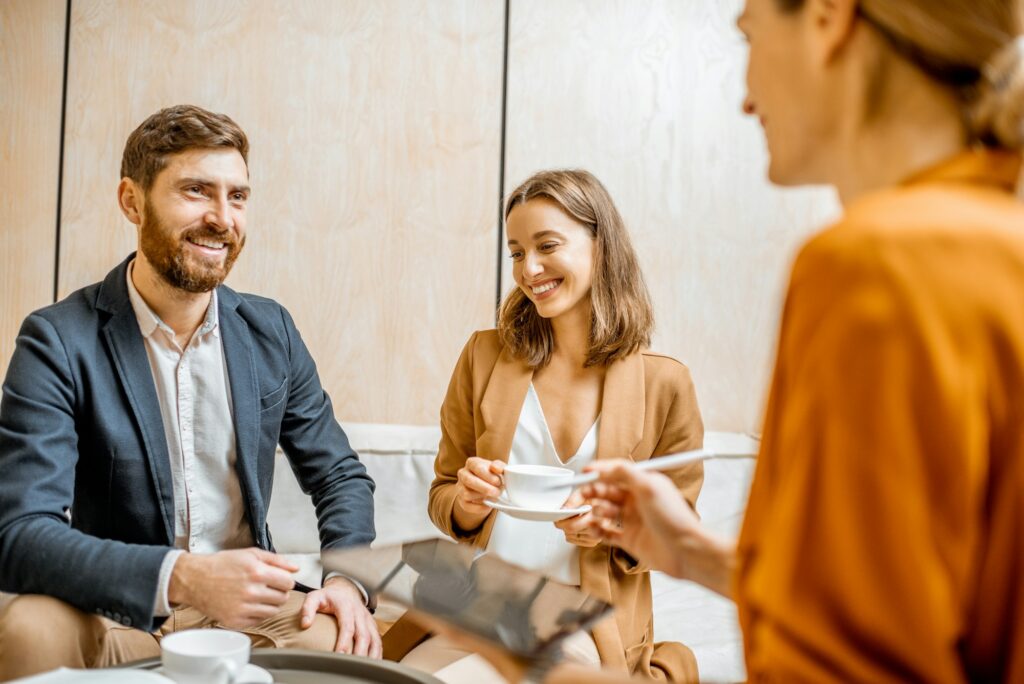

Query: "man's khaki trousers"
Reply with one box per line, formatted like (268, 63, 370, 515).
(0, 591, 338, 681)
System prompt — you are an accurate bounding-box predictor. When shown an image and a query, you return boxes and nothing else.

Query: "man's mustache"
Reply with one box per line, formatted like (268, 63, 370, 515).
(179, 226, 241, 250)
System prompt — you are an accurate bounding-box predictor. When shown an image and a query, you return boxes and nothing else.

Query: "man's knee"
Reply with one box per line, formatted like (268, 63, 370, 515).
(287, 612, 339, 651)
(244, 592, 338, 651)
(0, 594, 87, 645)
(0, 595, 97, 679)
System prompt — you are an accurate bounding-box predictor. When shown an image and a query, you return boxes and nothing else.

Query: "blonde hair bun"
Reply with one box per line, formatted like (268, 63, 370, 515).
(973, 35, 1024, 150)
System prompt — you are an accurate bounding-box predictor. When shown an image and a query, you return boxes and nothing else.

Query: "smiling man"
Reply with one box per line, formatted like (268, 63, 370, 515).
(0, 105, 379, 679)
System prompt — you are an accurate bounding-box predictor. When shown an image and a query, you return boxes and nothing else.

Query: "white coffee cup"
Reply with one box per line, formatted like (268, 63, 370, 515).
(502, 464, 575, 509)
(161, 628, 250, 684)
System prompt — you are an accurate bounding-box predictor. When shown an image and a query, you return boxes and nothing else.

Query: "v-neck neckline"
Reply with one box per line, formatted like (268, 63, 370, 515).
(527, 383, 600, 465)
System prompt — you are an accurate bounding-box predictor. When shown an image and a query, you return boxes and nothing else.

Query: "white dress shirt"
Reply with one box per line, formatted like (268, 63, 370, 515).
(486, 383, 598, 585)
(126, 263, 253, 615)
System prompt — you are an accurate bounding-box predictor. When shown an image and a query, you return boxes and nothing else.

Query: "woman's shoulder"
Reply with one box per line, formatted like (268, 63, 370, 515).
(456, 328, 504, 367)
(639, 350, 694, 385)
(464, 328, 500, 351)
(798, 179, 1024, 275)
(634, 352, 699, 417)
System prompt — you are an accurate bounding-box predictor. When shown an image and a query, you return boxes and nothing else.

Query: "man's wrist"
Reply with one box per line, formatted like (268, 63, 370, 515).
(324, 574, 363, 595)
(167, 551, 200, 606)
(154, 549, 186, 616)
(324, 573, 374, 611)
(323, 574, 354, 589)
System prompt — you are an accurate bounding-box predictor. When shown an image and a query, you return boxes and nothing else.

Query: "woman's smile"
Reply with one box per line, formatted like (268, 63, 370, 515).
(529, 278, 563, 300)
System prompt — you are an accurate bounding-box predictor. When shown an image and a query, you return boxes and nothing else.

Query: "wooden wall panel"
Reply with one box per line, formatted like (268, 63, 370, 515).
(0, 0, 64, 386)
(59, 0, 503, 425)
(505, 0, 840, 433)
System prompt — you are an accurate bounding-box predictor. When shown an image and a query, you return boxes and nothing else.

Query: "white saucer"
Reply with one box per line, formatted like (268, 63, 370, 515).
(238, 664, 274, 684)
(485, 498, 591, 522)
(156, 664, 273, 683)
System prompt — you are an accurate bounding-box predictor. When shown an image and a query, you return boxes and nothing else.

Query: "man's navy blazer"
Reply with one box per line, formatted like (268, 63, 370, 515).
(0, 255, 375, 631)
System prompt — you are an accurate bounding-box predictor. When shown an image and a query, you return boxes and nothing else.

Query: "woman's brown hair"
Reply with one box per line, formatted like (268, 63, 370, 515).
(774, 0, 1024, 149)
(497, 169, 654, 369)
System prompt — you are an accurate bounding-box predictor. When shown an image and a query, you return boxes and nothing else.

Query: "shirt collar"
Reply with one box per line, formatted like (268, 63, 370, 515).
(126, 260, 220, 341)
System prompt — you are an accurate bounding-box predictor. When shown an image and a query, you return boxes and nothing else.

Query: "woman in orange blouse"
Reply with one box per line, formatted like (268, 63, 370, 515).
(583, 0, 1024, 683)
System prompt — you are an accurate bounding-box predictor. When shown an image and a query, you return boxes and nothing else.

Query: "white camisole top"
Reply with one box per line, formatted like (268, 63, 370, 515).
(485, 383, 599, 585)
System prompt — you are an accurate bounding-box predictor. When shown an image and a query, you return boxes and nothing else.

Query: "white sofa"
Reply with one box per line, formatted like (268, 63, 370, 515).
(269, 424, 756, 684)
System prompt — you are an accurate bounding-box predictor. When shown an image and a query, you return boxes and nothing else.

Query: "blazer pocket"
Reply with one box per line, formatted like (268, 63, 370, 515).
(259, 378, 289, 411)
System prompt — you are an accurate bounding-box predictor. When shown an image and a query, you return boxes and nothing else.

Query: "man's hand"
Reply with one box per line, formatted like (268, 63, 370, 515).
(553, 490, 602, 548)
(300, 576, 382, 658)
(168, 548, 297, 628)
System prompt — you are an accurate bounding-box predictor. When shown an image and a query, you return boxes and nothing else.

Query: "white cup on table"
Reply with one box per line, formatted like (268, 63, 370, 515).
(160, 628, 250, 684)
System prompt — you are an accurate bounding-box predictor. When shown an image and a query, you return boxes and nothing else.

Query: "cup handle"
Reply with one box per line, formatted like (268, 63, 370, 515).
(217, 658, 240, 684)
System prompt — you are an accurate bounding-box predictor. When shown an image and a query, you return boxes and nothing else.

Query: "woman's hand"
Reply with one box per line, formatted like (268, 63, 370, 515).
(453, 457, 505, 532)
(554, 490, 603, 548)
(583, 460, 736, 597)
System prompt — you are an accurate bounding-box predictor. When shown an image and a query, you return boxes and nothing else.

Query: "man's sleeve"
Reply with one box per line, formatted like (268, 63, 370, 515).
(0, 313, 171, 630)
(275, 307, 376, 552)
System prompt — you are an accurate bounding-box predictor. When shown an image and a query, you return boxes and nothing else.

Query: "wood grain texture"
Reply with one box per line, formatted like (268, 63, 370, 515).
(59, 0, 503, 424)
(0, 0, 64, 387)
(504, 0, 840, 433)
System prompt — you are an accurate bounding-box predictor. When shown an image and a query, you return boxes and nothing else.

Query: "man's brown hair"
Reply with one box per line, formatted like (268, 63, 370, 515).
(498, 169, 655, 369)
(120, 105, 249, 189)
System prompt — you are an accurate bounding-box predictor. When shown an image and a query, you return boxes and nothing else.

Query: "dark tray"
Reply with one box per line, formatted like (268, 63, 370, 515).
(127, 648, 443, 684)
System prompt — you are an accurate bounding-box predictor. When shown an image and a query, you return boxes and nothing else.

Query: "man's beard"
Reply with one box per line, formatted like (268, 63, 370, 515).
(139, 209, 244, 294)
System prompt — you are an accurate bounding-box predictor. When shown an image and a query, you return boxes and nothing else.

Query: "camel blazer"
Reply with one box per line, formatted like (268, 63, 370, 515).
(428, 329, 704, 681)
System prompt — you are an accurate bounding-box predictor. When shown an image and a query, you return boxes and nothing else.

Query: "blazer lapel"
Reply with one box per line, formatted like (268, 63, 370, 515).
(217, 288, 265, 533)
(596, 352, 646, 461)
(477, 347, 533, 463)
(97, 256, 175, 543)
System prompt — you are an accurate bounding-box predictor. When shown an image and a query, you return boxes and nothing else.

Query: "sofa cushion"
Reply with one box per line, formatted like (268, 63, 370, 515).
(269, 427, 757, 554)
(268, 423, 445, 554)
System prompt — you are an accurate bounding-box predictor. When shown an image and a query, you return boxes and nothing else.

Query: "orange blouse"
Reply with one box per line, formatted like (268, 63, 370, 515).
(737, 149, 1024, 683)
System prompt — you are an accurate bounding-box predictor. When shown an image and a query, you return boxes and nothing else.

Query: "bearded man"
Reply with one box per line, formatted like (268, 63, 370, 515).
(0, 105, 379, 680)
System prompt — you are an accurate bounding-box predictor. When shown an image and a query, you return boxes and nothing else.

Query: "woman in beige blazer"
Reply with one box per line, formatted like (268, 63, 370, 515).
(393, 169, 704, 683)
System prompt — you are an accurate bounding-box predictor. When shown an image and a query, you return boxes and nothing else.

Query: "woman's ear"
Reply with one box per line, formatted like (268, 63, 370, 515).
(806, 0, 859, 66)
(117, 177, 144, 227)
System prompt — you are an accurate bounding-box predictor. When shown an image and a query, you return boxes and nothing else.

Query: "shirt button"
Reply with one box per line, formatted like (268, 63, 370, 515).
(121, 616, 132, 626)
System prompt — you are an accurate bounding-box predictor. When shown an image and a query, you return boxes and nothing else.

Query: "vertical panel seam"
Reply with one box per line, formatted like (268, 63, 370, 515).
(53, 0, 72, 303)
(494, 0, 510, 323)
